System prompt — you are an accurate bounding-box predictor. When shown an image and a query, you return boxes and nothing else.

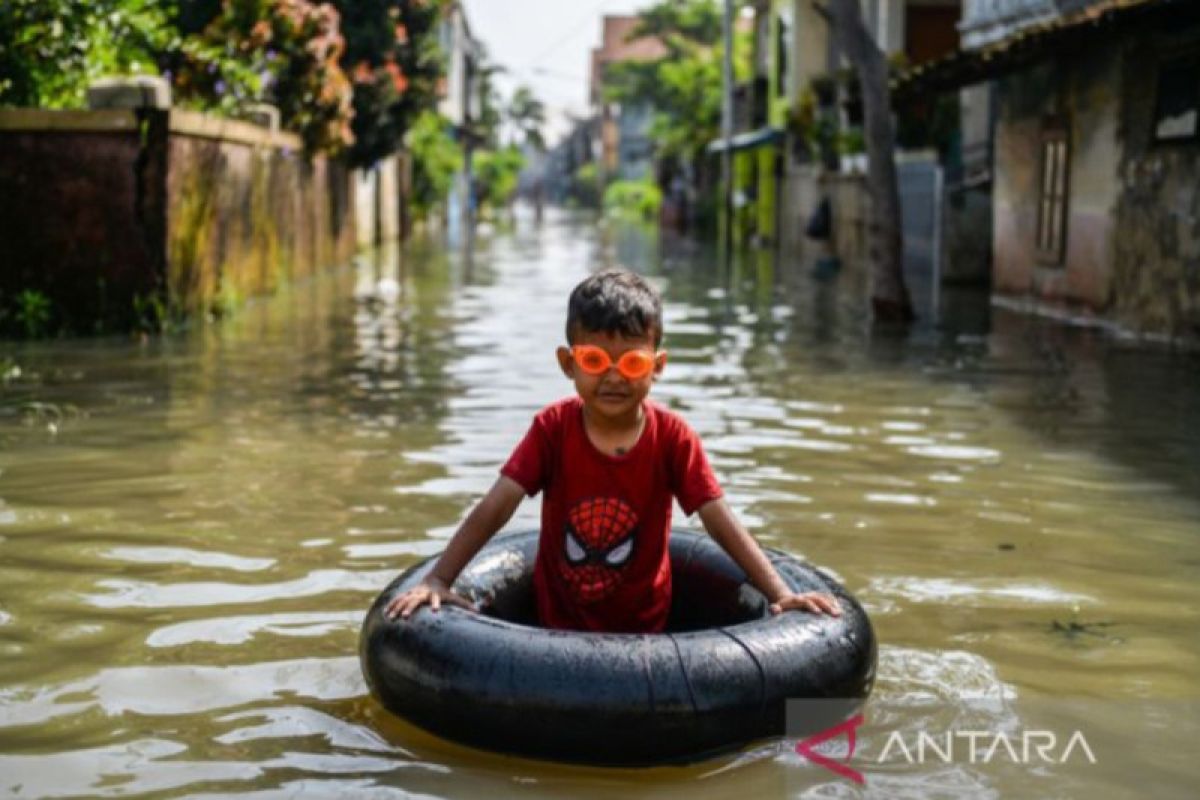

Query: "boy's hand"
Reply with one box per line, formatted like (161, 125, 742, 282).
(384, 576, 477, 620)
(770, 591, 842, 617)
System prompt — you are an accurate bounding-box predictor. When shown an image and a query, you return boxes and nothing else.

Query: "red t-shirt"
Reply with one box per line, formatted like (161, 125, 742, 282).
(500, 396, 723, 632)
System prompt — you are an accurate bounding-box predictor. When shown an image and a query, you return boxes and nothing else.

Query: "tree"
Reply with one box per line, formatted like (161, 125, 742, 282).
(169, 0, 354, 154)
(0, 0, 357, 155)
(602, 0, 723, 168)
(473, 145, 524, 213)
(600, 0, 729, 229)
(333, 0, 445, 167)
(825, 0, 913, 323)
(0, 0, 173, 108)
(407, 110, 461, 217)
(0, 1, 453, 160)
(469, 45, 505, 148)
(507, 84, 545, 151)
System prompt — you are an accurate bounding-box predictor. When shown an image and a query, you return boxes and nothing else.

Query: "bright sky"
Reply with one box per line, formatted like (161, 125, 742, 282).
(460, 0, 657, 144)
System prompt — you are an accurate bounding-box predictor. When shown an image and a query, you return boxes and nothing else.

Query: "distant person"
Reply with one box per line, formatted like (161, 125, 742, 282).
(385, 269, 840, 631)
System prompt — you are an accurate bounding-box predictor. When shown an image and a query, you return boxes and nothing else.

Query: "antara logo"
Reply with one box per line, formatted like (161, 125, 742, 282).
(794, 714, 1097, 785)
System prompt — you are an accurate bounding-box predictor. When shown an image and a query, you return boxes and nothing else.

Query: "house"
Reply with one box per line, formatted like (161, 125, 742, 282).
(723, 3, 963, 244)
(728, 1, 966, 316)
(589, 16, 668, 186)
(900, 0, 1200, 341)
(438, 1, 485, 229)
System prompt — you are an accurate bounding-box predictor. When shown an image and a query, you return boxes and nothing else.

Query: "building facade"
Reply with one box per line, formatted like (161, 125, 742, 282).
(438, 1, 484, 231)
(589, 16, 667, 186)
(909, 0, 1200, 341)
(773, 0, 967, 302)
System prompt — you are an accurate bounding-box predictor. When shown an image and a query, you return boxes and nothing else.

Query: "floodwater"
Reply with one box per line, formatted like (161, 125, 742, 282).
(1, 212, 1198, 799)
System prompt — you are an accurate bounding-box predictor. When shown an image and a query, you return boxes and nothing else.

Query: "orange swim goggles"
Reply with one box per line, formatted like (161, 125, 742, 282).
(571, 345, 662, 380)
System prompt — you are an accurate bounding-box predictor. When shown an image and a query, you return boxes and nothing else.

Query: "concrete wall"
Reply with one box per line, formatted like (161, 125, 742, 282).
(992, 24, 1200, 341)
(0, 108, 357, 332)
(0, 111, 165, 332)
(779, 162, 821, 257)
(355, 168, 378, 250)
(164, 112, 356, 317)
(354, 154, 402, 250)
(1110, 29, 1200, 339)
(942, 183, 993, 283)
(789, 0, 832, 103)
(992, 51, 1122, 311)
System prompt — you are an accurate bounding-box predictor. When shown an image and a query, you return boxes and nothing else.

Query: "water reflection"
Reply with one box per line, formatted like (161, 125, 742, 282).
(0, 210, 1197, 797)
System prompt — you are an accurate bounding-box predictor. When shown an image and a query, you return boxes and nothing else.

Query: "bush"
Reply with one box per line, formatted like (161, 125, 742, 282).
(571, 163, 600, 209)
(603, 179, 662, 221)
(172, 0, 354, 155)
(0, 0, 172, 108)
(473, 146, 524, 214)
(407, 110, 461, 218)
(335, 0, 446, 168)
(0, 289, 54, 338)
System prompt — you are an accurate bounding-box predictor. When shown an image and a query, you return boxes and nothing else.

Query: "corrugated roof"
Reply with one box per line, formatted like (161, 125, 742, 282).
(893, 0, 1191, 98)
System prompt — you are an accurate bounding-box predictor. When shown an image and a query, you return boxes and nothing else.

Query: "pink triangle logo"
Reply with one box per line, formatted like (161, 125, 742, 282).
(794, 713, 866, 785)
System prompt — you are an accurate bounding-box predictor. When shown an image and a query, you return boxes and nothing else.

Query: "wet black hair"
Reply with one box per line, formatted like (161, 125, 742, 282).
(565, 269, 663, 347)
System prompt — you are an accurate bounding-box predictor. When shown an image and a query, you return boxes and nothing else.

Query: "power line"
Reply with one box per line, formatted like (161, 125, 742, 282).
(521, 0, 615, 68)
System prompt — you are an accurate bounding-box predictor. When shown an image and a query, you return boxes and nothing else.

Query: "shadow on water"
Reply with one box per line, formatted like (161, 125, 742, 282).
(657, 231, 1200, 501)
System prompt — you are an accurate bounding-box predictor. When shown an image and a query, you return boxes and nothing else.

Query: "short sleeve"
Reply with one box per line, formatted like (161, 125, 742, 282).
(500, 409, 556, 496)
(666, 412, 723, 515)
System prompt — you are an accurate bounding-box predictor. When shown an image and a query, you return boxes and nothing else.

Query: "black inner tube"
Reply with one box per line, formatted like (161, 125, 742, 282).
(361, 530, 876, 766)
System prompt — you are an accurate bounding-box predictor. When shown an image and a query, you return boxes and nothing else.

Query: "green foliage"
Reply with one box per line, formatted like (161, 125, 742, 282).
(1, 1, 460, 161)
(408, 110, 461, 217)
(473, 146, 524, 213)
(627, 0, 721, 56)
(571, 163, 600, 209)
(12, 290, 53, 338)
(603, 179, 662, 221)
(837, 128, 865, 156)
(171, 0, 354, 154)
(793, 73, 861, 168)
(333, 0, 445, 167)
(131, 291, 171, 334)
(472, 48, 506, 149)
(0, 356, 20, 384)
(602, 0, 725, 168)
(0, 0, 173, 108)
(507, 84, 545, 151)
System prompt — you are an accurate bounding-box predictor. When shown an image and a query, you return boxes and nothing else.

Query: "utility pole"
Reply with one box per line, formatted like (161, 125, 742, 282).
(721, 0, 734, 255)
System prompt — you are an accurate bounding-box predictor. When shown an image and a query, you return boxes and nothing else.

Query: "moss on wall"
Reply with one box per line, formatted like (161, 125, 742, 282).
(164, 128, 357, 325)
(0, 108, 357, 336)
(1111, 30, 1200, 341)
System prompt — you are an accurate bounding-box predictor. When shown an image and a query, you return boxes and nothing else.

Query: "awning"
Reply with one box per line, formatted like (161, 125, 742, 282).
(706, 126, 785, 155)
(892, 0, 1193, 100)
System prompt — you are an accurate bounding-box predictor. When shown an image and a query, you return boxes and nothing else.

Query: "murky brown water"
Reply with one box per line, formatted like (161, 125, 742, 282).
(1, 213, 1198, 798)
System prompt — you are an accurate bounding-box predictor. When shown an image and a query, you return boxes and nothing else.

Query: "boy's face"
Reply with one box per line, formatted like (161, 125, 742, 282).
(556, 329, 666, 422)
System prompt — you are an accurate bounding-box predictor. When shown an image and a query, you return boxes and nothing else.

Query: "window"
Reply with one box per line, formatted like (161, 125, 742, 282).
(1152, 54, 1200, 143)
(1036, 126, 1069, 265)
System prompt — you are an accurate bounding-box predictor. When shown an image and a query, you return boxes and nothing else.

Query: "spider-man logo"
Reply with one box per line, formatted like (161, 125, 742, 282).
(559, 497, 639, 604)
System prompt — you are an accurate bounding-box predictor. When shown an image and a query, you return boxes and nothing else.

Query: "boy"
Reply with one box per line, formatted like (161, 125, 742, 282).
(385, 269, 840, 630)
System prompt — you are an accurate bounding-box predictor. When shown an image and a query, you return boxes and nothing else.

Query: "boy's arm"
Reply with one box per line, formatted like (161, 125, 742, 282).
(385, 475, 526, 619)
(697, 498, 841, 616)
